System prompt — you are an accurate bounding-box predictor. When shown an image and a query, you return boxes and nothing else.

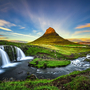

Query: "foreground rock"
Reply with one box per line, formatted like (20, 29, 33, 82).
(26, 74, 37, 80)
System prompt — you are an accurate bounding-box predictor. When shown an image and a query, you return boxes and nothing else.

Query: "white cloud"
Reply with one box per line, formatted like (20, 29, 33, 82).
(20, 1, 71, 38)
(33, 30, 37, 33)
(0, 27, 12, 31)
(0, 19, 16, 27)
(37, 32, 43, 35)
(20, 27, 25, 29)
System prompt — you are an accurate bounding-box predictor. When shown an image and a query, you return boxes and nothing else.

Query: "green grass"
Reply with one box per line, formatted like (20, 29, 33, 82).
(1, 68, 90, 90)
(55, 45, 90, 55)
(1, 40, 90, 60)
(64, 75, 90, 90)
(29, 58, 71, 68)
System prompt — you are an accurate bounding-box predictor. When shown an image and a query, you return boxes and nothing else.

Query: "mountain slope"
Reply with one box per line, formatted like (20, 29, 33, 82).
(30, 27, 74, 45)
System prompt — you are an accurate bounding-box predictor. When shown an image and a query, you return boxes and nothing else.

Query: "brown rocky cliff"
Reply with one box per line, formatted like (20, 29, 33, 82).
(44, 27, 56, 34)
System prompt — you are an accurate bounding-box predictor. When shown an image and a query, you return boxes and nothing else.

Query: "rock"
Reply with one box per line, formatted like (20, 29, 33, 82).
(26, 74, 37, 80)
(10, 77, 14, 81)
(39, 76, 44, 79)
(18, 71, 23, 74)
(28, 63, 33, 67)
(27, 72, 30, 75)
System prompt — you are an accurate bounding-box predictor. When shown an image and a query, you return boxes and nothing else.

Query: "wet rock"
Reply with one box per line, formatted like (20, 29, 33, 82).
(39, 76, 44, 79)
(27, 72, 30, 75)
(18, 71, 23, 74)
(26, 74, 37, 80)
(28, 63, 33, 67)
(10, 77, 14, 81)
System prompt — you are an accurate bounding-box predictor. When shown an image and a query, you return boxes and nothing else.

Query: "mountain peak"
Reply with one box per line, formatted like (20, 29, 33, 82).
(44, 27, 56, 34)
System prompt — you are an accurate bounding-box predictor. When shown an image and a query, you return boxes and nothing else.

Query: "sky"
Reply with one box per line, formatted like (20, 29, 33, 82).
(0, 0, 90, 43)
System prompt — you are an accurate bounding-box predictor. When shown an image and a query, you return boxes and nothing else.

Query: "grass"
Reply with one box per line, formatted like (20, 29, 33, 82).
(1, 68, 90, 90)
(55, 45, 90, 55)
(64, 75, 90, 90)
(29, 58, 71, 68)
(1, 40, 90, 89)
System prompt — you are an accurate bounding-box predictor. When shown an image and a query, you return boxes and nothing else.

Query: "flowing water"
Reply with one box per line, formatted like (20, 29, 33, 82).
(0, 46, 33, 75)
(0, 45, 90, 81)
(15, 46, 34, 61)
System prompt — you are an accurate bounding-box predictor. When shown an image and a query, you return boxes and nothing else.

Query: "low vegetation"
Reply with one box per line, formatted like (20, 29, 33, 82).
(0, 68, 90, 90)
(29, 58, 71, 68)
(0, 40, 90, 90)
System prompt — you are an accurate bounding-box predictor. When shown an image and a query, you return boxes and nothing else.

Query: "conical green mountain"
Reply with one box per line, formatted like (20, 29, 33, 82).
(31, 27, 74, 45)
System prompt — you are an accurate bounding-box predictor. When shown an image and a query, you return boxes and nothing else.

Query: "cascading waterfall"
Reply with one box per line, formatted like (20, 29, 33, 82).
(15, 47, 34, 61)
(0, 46, 4, 50)
(0, 45, 33, 74)
(0, 48, 10, 67)
(0, 48, 17, 68)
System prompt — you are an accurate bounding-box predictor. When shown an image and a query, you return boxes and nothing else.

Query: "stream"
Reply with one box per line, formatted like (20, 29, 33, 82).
(0, 57, 90, 81)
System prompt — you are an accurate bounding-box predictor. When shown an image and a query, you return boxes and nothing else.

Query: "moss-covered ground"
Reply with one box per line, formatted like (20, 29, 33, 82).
(29, 58, 71, 68)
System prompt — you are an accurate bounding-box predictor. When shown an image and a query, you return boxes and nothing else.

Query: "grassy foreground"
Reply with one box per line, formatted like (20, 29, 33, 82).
(29, 58, 71, 68)
(0, 68, 90, 90)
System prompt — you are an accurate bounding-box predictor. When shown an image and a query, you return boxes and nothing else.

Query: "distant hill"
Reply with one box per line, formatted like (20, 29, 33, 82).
(78, 42, 90, 45)
(30, 27, 74, 45)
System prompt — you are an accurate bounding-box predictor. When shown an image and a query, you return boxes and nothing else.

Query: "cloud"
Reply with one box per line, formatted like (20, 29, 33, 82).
(12, 32, 37, 38)
(67, 38, 90, 42)
(33, 30, 37, 33)
(0, 37, 7, 39)
(0, 19, 16, 27)
(0, 27, 12, 31)
(8, 40, 28, 43)
(72, 30, 90, 35)
(75, 23, 90, 29)
(0, 3, 11, 12)
(37, 32, 43, 35)
(20, 0, 72, 38)
(0, 34, 4, 36)
(19, 27, 25, 29)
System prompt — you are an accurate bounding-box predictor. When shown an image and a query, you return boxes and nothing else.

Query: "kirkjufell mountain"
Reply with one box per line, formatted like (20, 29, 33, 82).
(31, 27, 74, 45)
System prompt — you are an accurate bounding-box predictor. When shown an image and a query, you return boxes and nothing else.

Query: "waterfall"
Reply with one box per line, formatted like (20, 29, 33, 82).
(0, 48, 18, 68)
(15, 47, 34, 61)
(15, 47, 25, 61)
(0, 48, 10, 66)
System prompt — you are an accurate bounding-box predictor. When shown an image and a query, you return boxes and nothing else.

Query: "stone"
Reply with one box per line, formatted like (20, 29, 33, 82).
(18, 71, 23, 74)
(10, 77, 13, 81)
(26, 74, 37, 80)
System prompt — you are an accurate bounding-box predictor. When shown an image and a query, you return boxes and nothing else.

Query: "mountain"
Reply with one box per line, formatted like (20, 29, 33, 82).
(31, 27, 74, 45)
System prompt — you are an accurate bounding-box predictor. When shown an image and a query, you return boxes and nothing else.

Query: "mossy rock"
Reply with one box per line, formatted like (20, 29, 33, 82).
(85, 58, 90, 62)
(26, 74, 37, 80)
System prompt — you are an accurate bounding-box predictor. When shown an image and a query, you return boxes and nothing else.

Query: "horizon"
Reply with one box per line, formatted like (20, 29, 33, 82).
(0, 0, 90, 43)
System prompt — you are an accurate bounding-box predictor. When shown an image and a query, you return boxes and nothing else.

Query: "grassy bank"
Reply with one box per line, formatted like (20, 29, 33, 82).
(0, 68, 90, 90)
(0, 41, 90, 60)
(29, 58, 71, 68)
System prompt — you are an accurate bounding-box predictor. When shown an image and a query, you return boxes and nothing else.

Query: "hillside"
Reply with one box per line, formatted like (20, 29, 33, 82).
(30, 27, 74, 45)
